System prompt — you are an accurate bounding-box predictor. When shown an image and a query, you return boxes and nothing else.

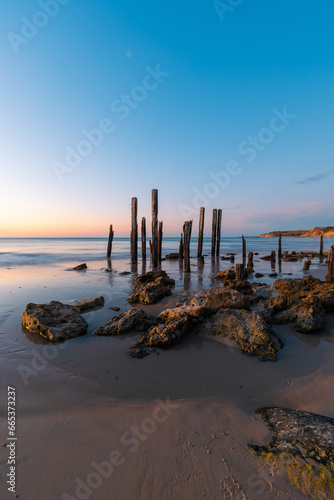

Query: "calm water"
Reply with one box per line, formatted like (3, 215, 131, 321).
(0, 237, 332, 267)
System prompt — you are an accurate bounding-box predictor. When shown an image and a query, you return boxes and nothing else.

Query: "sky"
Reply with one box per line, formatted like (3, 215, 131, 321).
(0, 0, 333, 237)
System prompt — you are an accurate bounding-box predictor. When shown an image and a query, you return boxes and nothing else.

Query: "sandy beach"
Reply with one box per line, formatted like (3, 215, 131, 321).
(1, 238, 334, 499)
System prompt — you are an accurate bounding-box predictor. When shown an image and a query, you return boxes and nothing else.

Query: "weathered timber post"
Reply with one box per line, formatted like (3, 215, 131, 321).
(107, 224, 114, 257)
(158, 221, 163, 262)
(270, 250, 276, 263)
(278, 233, 282, 259)
(151, 189, 158, 268)
(325, 246, 334, 283)
(320, 235, 324, 257)
(179, 233, 184, 260)
(141, 217, 146, 261)
(183, 221, 193, 273)
(247, 252, 254, 269)
(216, 209, 222, 257)
(303, 259, 311, 271)
(149, 240, 152, 255)
(197, 207, 205, 258)
(235, 263, 244, 280)
(242, 235, 246, 261)
(230, 255, 235, 264)
(211, 209, 217, 257)
(130, 198, 138, 264)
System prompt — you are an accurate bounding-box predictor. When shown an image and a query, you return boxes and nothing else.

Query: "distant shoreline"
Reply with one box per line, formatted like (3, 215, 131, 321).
(260, 226, 334, 238)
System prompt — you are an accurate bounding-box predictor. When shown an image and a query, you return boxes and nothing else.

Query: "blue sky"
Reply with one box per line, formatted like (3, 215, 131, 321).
(0, 0, 333, 236)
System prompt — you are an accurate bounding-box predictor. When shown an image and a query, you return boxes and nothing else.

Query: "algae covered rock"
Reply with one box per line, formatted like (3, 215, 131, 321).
(21, 301, 88, 342)
(250, 407, 334, 500)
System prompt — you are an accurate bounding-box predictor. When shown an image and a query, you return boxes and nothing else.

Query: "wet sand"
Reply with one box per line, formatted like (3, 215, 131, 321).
(0, 257, 333, 499)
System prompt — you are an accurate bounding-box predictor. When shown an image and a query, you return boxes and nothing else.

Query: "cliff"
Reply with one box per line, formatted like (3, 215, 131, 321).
(260, 227, 334, 238)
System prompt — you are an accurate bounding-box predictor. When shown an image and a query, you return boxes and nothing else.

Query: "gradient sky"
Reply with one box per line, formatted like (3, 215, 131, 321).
(1, 0, 333, 237)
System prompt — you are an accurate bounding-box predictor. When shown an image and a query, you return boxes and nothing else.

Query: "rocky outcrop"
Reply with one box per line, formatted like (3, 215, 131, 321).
(250, 407, 334, 499)
(127, 270, 175, 305)
(200, 309, 282, 361)
(21, 301, 88, 341)
(260, 226, 334, 237)
(74, 296, 104, 312)
(93, 308, 148, 336)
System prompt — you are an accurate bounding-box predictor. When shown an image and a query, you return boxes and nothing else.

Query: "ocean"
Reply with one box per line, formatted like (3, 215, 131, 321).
(0, 236, 332, 268)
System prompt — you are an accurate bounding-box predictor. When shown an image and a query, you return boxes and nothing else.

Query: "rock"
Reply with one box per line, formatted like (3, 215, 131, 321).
(215, 267, 249, 281)
(128, 270, 175, 305)
(269, 296, 288, 312)
(303, 259, 312, 271)
(252, 407, 334, 465)
(273, 277, 323, 303)
(222, 279, 254, 294)
(21, 301, 88, 341)
(119, 271, 131, 275)
(273, 296, 325, 333)
(134, 270, 175, 286)
(200, 309, 282, 361)
(165, 253, 179, 259)
(129, 344, 152, 358)
(283, 256, 298, 262)
(273, 277, 334, 311)
(293, 297, 325, 333)
(93, 308, 148, 336)
(269, 273, 278, 278)
(134, 306, 198, 349)
(250, 407, 334, 498)
(109, 306, 120, 311)
(260, 255, 272, 261)
(73, 263, 87, 270)
(255, 273, 264, 278)
(189, 287, 251, 312)
(74, 296, 104, 312)
(128, 283, 173, 305)
(215, 269, 236, 280)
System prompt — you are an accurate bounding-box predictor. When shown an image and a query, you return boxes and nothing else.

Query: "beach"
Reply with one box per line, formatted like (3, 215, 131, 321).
(1, 237, 334, 499)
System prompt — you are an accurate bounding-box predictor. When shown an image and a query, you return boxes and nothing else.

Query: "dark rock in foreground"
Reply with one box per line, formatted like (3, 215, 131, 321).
(128, 270, 175, 305)
(74, 296, 104, 312)
(250, 407, 334, 499)
(251, 407, 334, 466)
(93, 308, 148, 336)
(21, 301, 88, 341)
